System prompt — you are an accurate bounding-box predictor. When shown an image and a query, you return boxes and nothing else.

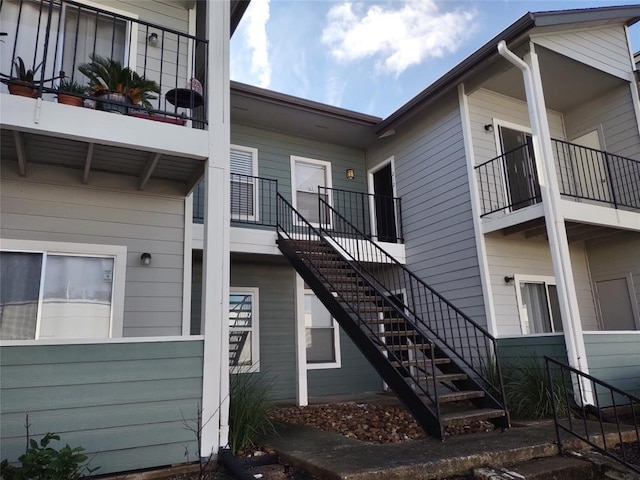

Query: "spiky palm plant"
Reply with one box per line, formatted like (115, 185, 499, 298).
(12, 56, 42, 84)
(78, 54, 159, 108)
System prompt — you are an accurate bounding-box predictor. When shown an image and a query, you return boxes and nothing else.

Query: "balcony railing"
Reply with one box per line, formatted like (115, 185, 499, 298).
(475, 139, 640, 217)
(319, 187, 404, 243)
(193, 174, 279, 227)
(1, 0, 208, 126)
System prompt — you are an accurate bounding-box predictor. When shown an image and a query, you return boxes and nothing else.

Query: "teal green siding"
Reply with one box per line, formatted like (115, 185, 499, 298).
(0, 340, 203, 475)
(584, 334, 640, 399)
(497, 335, 569, 367)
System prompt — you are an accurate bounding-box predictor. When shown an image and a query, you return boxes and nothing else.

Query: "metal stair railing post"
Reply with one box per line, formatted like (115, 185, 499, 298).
(316, 196, 508, 414)
(544, 356, 640, 474)
(275, 194, 443, 417)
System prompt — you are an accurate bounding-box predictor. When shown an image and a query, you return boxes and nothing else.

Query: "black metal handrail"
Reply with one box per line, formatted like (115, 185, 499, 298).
(1, 0, 208, 126)
(276, 194, 442, 423)
(318, 186, 404, 243)
(552, 139, 640, 210)
(317, 196, 508, 410)
(475, 139, 640, 216)
(193, 175, 278, 226)
(545, 356, 640, 474)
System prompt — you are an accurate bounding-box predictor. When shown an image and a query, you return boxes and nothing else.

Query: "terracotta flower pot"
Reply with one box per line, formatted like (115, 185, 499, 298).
(57, 93, 84, 107)
(8, 82, 37, 98)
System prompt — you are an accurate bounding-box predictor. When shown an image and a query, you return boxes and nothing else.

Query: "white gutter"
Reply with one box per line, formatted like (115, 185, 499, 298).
(497, 41, 593, 405)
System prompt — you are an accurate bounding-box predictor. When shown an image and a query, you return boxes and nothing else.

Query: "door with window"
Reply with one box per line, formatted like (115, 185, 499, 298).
(595, 277, 638, 330)
(516, 276, 563, 334)
(292, 157, 332, 226)
(570, 130, 611, 204)
(370, 162, 398, 243)
(499, 127, 540, 210)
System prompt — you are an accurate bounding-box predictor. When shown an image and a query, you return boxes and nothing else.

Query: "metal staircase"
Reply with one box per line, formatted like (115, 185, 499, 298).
(276, 194, 509, 440)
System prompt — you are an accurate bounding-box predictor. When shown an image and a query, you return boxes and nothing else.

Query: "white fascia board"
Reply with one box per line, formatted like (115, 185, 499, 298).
(481, 204, 545, 234)
(1, 95, 209, 159)
(561, 200, 640, 231)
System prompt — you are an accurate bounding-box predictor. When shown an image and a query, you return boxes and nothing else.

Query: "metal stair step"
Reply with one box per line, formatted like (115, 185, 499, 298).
(413, 373, 468, 383)
(440, 408, 506, 427)
(376, 329, 420, 337)
(383, 343, 431, 351)
(391, 358, 451, 368)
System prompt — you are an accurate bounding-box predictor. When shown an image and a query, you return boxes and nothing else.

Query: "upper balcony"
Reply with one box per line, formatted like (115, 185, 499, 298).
(475, 138, 640, 231)
(1, 0, 212, 188)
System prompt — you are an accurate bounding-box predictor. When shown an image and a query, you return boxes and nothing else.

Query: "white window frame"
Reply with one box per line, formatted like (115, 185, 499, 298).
(0, 239, 126, 342)
(290, 156, 333, 228)
(303, 285, 341, 370)
(230, 145, 259, 222)
(229, 287, 260, 373)
(514, 274, 561, 335)
(55, 0, 139, 81)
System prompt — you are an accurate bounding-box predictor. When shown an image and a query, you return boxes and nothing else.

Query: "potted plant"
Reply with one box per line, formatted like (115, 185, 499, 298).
(78, 55, 160, 114)
(56, 79, 88, 107)
(6, 57, 42, 98)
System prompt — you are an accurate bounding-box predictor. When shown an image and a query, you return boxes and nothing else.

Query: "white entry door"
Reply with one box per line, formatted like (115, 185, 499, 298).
(570, 130, 611, 203)
(596, 277, 638, 330)
(291, 157, 332, 226)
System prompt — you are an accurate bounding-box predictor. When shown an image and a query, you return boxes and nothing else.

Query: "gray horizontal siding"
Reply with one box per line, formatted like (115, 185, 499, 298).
(533, 25, 632, 80)
(564, 84, 640, 160)
(0, 164, 185, 336)
(368, 93, 486, 324)
(0, 341, 203, 475)
(584, 333, 640, 403)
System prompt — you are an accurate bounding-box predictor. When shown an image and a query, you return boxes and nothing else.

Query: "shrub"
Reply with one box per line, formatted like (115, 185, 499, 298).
(228, 371, 275, 454)
(0, 431, 98, 479)
(504, 357, 569, 419)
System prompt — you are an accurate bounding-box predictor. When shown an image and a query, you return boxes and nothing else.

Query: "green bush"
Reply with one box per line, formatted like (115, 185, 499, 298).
(504, 357, 569, 419)
(228, 371, 275, 454)
(0, 432, 98, 480)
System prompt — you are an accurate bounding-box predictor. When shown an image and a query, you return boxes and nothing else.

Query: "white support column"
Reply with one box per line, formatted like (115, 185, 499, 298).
(294, 273, 309, 406)
(201, 0, 231, 458)
(498, 41, 593, 404)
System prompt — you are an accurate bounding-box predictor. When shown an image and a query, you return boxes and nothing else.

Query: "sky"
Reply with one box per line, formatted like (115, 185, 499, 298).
(230, 0, 640, 118)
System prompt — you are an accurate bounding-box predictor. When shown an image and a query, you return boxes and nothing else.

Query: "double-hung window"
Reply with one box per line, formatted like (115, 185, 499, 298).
(0, 240, 126, 341)
(515, 275, 563, 334)
(304, 284, 340, 369)
(230, 146, 259, 222)
(229, 288, 259, 372)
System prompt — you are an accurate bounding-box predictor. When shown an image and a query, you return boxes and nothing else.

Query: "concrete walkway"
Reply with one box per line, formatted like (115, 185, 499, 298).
(265, 420, 637, 480)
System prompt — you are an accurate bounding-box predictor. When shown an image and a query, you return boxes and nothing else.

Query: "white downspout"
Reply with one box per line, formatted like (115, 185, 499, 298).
(497, 41, 593, 405)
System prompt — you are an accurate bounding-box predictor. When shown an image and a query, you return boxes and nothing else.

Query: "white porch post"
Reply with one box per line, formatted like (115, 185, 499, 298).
(201, 0, 231, 458)
(294, 273, 309, 406)
(498, 41, 593, 405)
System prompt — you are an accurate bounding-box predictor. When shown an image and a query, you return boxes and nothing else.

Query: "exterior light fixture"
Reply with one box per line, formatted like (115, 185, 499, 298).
(346, 168, 355, 180)
(148, 32, 159, 45)
(484, 124, 494, 133)
(141, 253, 152, 265)
(504, 275, 514, 284)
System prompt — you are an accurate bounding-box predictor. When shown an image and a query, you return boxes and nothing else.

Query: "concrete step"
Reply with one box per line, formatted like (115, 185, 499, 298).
(474, 456, 601, 479)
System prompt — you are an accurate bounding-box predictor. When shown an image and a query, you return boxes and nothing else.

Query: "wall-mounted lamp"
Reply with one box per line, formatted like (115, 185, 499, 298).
(141, 253, 152, 266)
(346, 168, 355, 180)
(504, 275, 514, 284)
(484, 124, 494, 133)
(148, 32, 159, 46)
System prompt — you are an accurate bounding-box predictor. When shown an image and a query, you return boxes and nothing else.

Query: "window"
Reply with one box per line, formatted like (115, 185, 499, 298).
(230, 146, 259, 221)
(0, 240, 126, 341)
(291, 157, 332, 226)
(304, 284, 340, 369)
(515, 275, 562, 334)
(229, 288, 259, 372)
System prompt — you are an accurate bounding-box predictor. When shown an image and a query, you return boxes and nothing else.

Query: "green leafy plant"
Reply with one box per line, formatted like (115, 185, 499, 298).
(229, 371, 275, 454)
(0, 430, 98, 480)
(78, 54, 159, 107)
(56, 79, 87, 95)
(503, 357, 569, 419)
(12, 56, 43, 84)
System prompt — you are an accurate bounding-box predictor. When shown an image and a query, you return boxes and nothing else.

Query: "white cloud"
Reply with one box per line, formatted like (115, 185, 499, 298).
(321, 1, 476, 76)
(324, 70, 346, 107)
(243, 0, 271, 88)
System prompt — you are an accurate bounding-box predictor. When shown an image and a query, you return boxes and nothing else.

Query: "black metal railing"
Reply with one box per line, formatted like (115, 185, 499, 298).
(193, 175, 278, 227)
(276, 194, 443, 435)
(475, 139, 640, 216)
(552, 140, 640, 210)
(319, 187, 404, 243)
(1, 0, 208, 126)
(316, 196, 508, 411)
(545, 356, 640, 474)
